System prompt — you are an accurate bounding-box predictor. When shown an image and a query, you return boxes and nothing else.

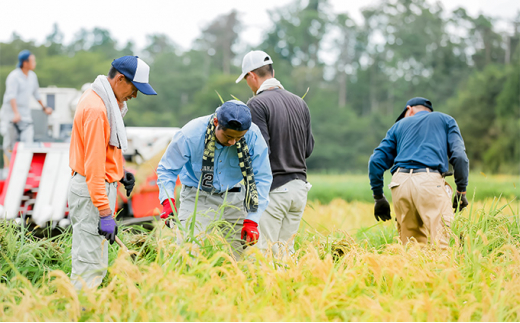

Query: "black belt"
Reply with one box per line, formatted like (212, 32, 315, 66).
(398, 168, 440, 174)
(186, 185, 241, 193)
(223, 186, 241, 193)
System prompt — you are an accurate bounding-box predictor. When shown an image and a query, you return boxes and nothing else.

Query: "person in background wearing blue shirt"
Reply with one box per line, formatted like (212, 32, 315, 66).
(157, 100, 272, 258)
(1, 50, 53, 162)
(368, 97, 469, 248)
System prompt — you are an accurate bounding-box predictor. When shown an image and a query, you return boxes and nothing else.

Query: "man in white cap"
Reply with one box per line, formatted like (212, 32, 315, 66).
(68, 55, 156, 290)
(236, 51, 314, 257)
(1, 50, 53, 165)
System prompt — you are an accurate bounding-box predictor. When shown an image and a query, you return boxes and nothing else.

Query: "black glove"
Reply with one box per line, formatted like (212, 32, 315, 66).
(374, 195, 391, 222)
(120, 171, 135, 197)
(453, 192, 469, 211)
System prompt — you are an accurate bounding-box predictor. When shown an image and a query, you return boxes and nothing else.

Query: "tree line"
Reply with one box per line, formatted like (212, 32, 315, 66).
(1, 0, 519, 173)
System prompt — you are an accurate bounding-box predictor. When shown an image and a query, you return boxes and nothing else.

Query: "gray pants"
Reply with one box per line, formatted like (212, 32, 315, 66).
(68, 173, 117, 290)
(1, 121, 34, 159)
(176, 185, 247, 259)
(258, 179, 312, 257)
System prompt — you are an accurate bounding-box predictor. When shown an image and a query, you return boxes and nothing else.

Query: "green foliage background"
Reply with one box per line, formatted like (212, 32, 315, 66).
(1, 0, 519, 173)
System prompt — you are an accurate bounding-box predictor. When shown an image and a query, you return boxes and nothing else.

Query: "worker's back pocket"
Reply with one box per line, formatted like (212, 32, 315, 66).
(444, 181, 453, 199)
(388, 182, 400, 189)
(390, 172, 411, 188)
(271, 185, 289, 194)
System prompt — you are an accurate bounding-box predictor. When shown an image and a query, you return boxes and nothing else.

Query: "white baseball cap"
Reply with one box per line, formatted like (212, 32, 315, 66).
(235, 50, 274, 83)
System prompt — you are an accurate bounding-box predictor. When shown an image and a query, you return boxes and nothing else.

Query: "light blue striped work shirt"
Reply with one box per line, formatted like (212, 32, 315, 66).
(157, 115, 273, 223)
(1, 68, 41, 123)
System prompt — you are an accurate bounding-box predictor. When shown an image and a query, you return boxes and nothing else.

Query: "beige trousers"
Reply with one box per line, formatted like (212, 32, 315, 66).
(68, 174, 117, 290)
(176, 185, 247, 259)
(258, 179, 312, 257)
(389, 170, 454, 248)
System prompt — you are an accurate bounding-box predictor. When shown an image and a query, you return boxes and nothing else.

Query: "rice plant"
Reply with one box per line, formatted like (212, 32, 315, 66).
(0, 192, 519, 321)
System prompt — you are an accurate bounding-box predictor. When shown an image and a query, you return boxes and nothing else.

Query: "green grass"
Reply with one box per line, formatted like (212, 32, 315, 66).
(0, 174, 519, 320)
(307, 173, 520, 204)
(1, 198, 520, 321)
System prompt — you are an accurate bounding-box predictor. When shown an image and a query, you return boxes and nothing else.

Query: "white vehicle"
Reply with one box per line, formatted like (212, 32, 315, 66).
(27, 84, 179, 163)
(0, 85, 180, 230)
(27, 83, 86, 141)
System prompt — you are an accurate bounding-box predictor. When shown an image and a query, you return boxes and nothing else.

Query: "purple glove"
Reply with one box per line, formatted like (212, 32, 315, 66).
(98, 215, 118, 244)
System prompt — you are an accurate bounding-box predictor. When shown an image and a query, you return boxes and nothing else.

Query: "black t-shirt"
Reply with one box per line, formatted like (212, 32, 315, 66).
(247, 88, 314, 191)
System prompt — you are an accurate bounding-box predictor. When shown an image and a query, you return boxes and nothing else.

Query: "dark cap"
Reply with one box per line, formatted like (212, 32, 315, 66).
(18, 50, 31, 68)
(216, 100, 252, 131)
(111, 56, 157, 95)
(395, 97, 433, 122)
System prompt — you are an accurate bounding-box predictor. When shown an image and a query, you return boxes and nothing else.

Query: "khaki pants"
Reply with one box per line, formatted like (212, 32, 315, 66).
(389, 170, 454, 248)
(68, 174, 117, 290)
(176, 185, 247, 259)
(258, 179, 312, 257)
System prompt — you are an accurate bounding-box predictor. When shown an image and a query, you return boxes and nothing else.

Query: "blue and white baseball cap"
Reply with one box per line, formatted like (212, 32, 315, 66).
(111, 56, 157, 95)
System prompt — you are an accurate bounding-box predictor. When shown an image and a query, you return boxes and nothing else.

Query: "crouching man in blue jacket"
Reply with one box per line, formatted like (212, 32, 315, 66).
(157, 100, 272, 258)
(369, 97, 469, 248)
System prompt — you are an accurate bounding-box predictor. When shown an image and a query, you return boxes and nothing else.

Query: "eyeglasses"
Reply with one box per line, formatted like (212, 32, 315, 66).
(123, 75, 138, 95)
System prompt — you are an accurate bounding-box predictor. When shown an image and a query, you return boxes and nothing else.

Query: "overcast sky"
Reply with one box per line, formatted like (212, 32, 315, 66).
(1, 0, 518, 51)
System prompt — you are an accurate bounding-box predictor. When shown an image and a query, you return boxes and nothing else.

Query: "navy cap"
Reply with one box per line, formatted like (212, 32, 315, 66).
(395, 97, 433, 122)
(216, 100, 252, 131)
(18, 50, 31, 68)
(111, 56, 157, 95)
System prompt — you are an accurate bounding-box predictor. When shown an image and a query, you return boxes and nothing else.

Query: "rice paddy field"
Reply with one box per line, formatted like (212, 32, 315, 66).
(1, 173, 520, 321)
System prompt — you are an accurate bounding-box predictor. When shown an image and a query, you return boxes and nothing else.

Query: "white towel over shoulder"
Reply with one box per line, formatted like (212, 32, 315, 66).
(256, 78, 284, 95)
(91, 75, 128, 152)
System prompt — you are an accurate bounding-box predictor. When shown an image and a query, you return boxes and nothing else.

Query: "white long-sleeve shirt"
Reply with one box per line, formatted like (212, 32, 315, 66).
(1, 67, 41, 123)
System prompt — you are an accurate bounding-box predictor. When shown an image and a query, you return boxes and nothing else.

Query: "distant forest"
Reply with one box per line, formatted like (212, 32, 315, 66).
(1, 0, 519, 173)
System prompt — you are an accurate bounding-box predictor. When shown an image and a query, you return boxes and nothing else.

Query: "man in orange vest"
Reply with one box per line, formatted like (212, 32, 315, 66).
(68, 56, 157, 290)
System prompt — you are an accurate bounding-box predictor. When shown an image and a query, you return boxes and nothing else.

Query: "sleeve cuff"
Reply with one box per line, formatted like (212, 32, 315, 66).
(96, 203, 110, 212)
(372, 188, 384, 196)
(245, 213, 260, 224)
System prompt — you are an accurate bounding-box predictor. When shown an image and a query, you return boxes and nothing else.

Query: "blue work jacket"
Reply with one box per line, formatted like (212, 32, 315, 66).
(369, 111, 469, 196)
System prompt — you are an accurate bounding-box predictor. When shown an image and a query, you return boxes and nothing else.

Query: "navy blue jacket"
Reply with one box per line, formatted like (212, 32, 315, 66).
(369, 111, 469, 196)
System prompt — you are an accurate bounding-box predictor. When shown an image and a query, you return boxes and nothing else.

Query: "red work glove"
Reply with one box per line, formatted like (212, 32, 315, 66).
(160, 199, 177, 228)
(241, 219, 259, 247)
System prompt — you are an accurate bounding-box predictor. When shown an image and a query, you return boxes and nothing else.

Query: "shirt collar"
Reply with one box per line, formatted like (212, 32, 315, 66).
(16, 67, 28, 77)
(215, 139, 238, 150)
(215, 139, 224, 149)
(415, 110, 430, 117)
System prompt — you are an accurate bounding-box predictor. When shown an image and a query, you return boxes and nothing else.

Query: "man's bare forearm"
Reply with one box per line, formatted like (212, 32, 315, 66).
(38, 100, 53, 115)
(37, 99, 46, 109)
